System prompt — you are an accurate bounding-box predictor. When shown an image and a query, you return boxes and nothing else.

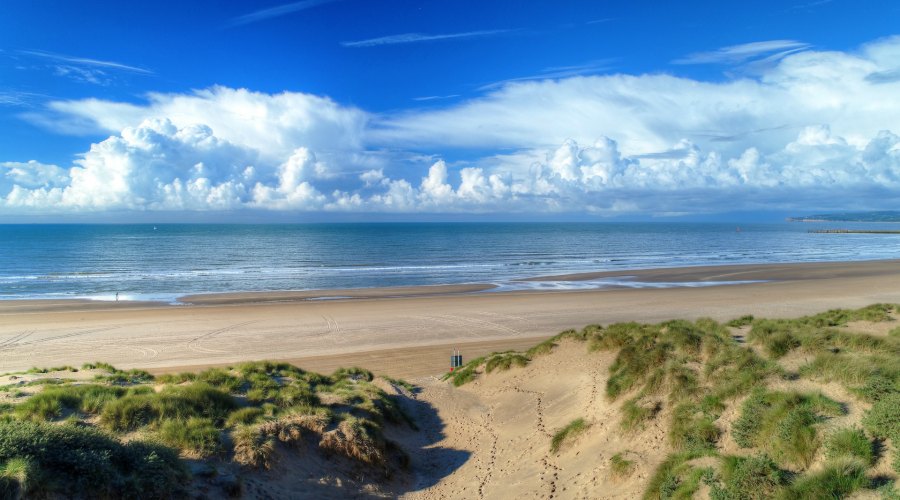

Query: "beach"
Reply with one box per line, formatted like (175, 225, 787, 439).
(1, 259, 899, 376)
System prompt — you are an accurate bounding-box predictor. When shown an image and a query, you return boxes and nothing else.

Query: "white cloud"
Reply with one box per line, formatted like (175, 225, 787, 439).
(5, 36, 900, 216)
(2, 160, 69, 189)
(228, 0, 340, 27)
(672, 40, 811, 65)
(18, 50, 152, 74)
(36, 86, 369, 162)
(342, 29, 512, 48)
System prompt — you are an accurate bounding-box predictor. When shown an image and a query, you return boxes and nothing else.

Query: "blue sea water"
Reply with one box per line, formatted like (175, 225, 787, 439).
(0, 222, 899, 302)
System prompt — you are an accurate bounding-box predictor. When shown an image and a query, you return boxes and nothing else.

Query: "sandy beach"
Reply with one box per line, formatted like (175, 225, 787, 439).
(1, 259, 899, 376)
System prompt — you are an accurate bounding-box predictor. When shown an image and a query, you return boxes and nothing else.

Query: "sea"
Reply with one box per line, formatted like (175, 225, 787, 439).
(1, 222, 899, 303)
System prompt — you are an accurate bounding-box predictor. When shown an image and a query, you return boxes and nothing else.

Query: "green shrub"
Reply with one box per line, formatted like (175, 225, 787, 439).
(670, 402, 721, 452)
(195, 368, 243, 393)
(732, 389, 842, 468)
(878, 480, 900, 500)
(0, 457, 42, 498)
(14, 385, 132, 422)
(443, 356, 485, 386)
(156, 372, 197, 384)
(550, 418, 589, 453)
(801, 352, 900, 386)
(484, 352, 529, 373)
(275, 383, 320, 408)
(0, 419, 186, 497)
(100, 393, 156, 431)
(95, 369, 154, 385)
(855, 374, 899, 403)
(863, 392, 900, 441)
(525, 338, 557, 358)
(824, 427, 874, 465)
(153, 383, 237, 424)
(711, 454, 785, 500)
(226, 407, 266, 427)
(863, 392, 900, 473)
(726, 315, 755, 328)
(332, 367, 374, 383)
(100, 383, 237, 431)
(158, 417, 221, 457)
(14, 390, 79, 421)
(643, 451, 708, 500)
(779, 458, 868, 499)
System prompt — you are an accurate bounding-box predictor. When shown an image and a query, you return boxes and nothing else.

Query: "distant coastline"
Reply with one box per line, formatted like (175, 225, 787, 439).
(787, 210, 900, 222)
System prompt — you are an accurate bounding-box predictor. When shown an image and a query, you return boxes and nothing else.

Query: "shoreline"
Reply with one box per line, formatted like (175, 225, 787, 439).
(0, 258, 899, 375)
(3, 258, 898, 312)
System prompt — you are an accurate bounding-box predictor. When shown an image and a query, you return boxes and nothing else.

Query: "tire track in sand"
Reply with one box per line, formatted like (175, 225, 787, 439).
(187, 321, 257, 354)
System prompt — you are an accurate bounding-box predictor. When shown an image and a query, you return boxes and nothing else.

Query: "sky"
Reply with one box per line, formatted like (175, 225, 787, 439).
(1, 0, 900, 221)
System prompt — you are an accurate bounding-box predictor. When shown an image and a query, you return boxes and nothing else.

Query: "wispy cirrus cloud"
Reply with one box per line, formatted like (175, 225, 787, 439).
(672, 40, 811, 65)
(0, 91, 47, 107)
(412, 94, 460, 102)
(14, 50, 152, 87)
(228, 0, 341, 27)
(18, 50, 152, 74)
(478, 59, 616, 91)
(342, 29, 512, 48)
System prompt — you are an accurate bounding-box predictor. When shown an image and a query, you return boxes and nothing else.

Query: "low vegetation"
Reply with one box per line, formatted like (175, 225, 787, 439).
(610, 452, 636, 478)
(3, 303, 898, 497)
(0, 360, 418, 496)
(445, 303, 900, 499)
(550, 417, 589, 453)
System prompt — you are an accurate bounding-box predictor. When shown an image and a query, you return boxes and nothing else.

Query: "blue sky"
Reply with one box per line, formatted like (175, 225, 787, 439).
(2, 0, 900, 220)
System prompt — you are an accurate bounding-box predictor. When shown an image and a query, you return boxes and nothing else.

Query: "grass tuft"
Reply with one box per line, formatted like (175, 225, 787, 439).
(550, 418, 589, 453)
(732, 388, 842, 469)
(779, 457, 868, 499)
(610, 452, 635, 478)
(824, 427, 874, 465)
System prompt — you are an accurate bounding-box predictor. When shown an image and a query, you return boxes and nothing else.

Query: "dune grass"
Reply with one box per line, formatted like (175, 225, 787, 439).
(0, 358, 420, 495)
(732, 388, 843, 468)
(0, 419, 187, 498)
(779, 458, 869, 499)
(610, 452, 636, 478)
(824, 427, 875, 465)
(550, 417, 589, 453)
(2, 304, 898, 498)
(709, 454, 786, 500)
(158, 417, 222, 457)
(643, 451, 712, 500)
(862, 392, 900, 473)
(438, 305, 897, 498)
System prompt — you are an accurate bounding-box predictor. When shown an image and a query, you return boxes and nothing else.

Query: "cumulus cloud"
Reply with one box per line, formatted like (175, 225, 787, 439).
(34, 86, 368, 162)
(2, 160, 69, 189)
(5, 36, 900, 216)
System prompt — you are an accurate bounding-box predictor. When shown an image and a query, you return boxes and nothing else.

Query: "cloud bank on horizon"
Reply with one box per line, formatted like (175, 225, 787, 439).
(4, 36, 900, 217)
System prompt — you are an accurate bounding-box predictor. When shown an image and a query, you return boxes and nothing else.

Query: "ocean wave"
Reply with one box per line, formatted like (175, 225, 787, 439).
(486, 278, 767, 293)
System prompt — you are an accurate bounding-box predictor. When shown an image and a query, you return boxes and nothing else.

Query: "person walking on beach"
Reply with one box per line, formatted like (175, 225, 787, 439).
(115, 292, 119, 302)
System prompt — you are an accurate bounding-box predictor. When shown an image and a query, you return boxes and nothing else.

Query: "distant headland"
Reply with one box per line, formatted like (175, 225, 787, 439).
(787, 211, 900, 222)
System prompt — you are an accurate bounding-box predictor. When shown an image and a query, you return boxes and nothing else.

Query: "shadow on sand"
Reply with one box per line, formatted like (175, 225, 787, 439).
(193, 386, 470, 499)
